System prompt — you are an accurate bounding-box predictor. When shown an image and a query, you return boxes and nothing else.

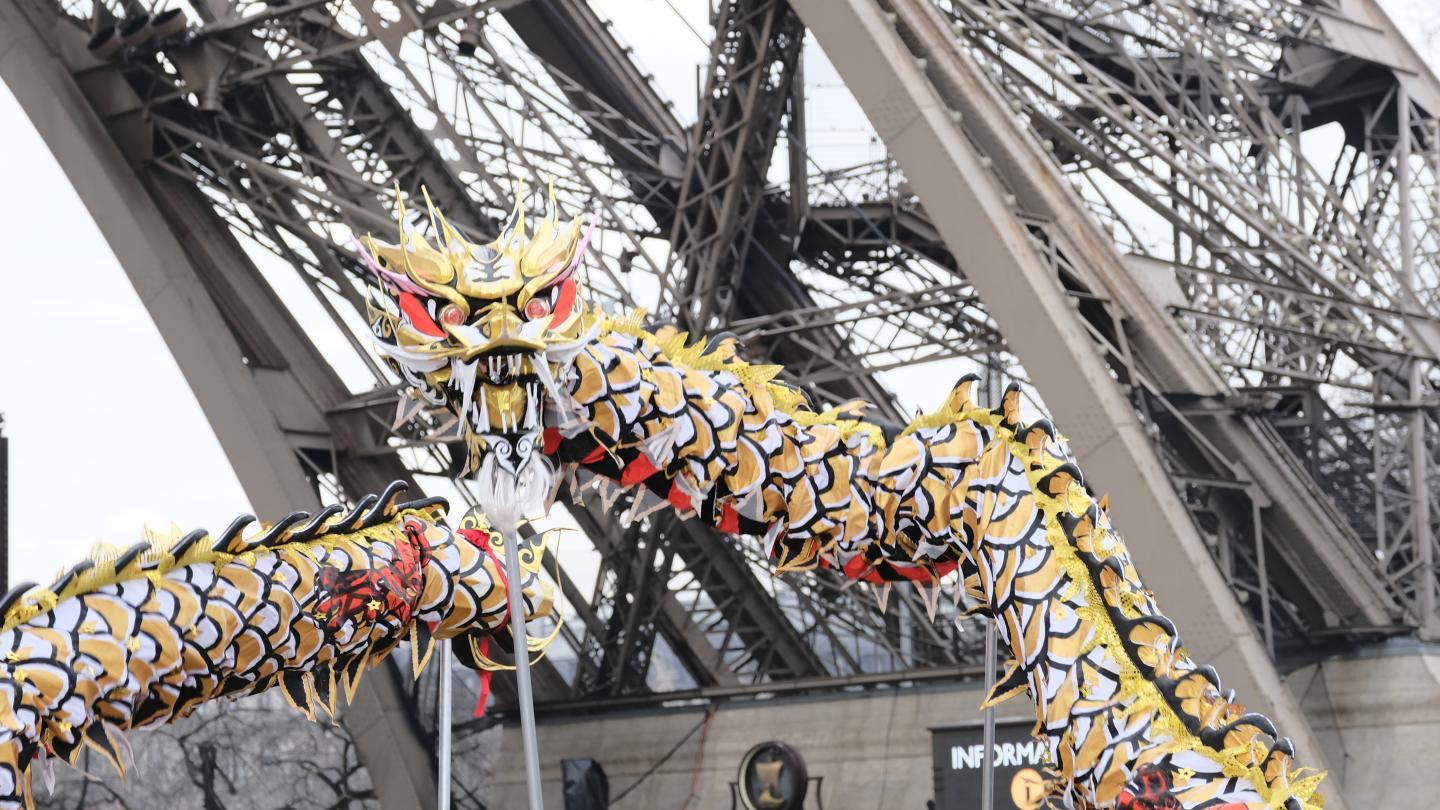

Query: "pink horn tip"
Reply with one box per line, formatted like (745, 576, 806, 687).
(352, 236, 427, 295)
(564, 212, 599, 274)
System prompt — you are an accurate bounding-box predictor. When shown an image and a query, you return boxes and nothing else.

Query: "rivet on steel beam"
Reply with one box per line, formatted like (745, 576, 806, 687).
(119, 14, 153, 47)
(457, 20, 483, 57)
(87, 25, 123, 60)
(200, 77, 224, 114)
(151, 9, 187, 41)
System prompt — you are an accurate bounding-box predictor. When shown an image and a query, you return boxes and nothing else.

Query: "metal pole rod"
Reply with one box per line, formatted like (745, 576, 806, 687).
(1252, 498, 1274, 657)
(438, 639, 453, 810)
(0, 416, 8, 592)
(980, 621, 997, 810)
(1375, 392, 1388, 562)
(1398, 85, 1437, 637)
(504, 527, 545, 809)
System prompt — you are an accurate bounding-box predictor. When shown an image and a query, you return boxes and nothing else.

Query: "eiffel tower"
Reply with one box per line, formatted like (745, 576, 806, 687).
(2, 0, 1434, 807)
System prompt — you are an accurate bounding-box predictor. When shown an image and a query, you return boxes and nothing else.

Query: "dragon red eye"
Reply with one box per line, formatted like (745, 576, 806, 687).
(440, 304, 465, 326)
(524, 298, 550, 320)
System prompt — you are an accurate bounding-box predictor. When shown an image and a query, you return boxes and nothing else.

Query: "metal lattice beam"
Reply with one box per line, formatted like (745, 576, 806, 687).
(0, 10, 443, 800)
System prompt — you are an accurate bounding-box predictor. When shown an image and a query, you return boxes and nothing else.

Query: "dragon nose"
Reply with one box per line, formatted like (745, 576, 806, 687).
(478, 306, 524, 340)
(457, 304, 546, 356)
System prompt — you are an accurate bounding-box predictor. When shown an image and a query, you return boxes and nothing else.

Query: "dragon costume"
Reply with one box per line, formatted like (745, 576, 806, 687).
(0, 188, 1325, 810)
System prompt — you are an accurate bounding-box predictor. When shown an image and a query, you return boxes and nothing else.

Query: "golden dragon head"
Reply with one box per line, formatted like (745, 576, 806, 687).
(363, 184, 596, 527)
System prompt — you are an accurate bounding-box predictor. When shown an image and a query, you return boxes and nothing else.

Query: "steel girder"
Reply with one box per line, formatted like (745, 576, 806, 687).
(661, 2, 912, 413)
(499, 0, 687, 202)
(510, 0, 907, 414)
(169, 0, 812, 700)
(927, 0, 1438, 634)
(667, 0, 806, 330)
(0, 9, 442, 805)
(509, 0, 924, 693)
(501, 0, 987, 691)
(499, 0, 861, 692)
(158, 1, 736, 703)
(686, 0, 1436, 650)
(791, 0, 1346, 798)
(967, 0, 1440, 643)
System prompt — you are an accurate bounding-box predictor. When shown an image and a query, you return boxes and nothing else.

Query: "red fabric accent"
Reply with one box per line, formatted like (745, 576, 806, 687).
(550, 278, 577, 327)
(1116, 765, 1182, 810)
(542, 428, 562, 455)
(841, 555, 888, 583)
(398, 292, 444, 338)
(839, 556, 956, 585)
(474, 637, 493, 719)
(314, 519, 429, 631)
(457, 528, 487, 549)
(717, 506, 740, 535)
(581, 446, 607, 464)
(621, 455, 660, 487)
(667, 483, 692, 512)
(891, 565, 935, 583)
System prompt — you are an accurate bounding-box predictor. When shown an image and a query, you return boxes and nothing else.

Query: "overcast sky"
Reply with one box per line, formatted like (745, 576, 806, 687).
(1, 1, 1437, 587)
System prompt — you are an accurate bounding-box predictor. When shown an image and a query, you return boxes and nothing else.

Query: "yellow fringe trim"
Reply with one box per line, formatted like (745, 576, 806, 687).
(2, 507, 443, 635)
(602, 311, 883, 445)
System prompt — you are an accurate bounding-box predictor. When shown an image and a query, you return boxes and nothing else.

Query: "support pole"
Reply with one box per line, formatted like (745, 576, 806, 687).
(0, 416, 7, 591)
(1253, 499, 1274, 657)
(980, 621, 997, 810)
(504, 527, 546, 809)
(438, 639, 453, 810)
(1398, 86, 1437, 638)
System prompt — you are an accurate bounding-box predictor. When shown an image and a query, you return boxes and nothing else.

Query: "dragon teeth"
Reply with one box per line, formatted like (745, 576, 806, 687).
(525, 384, 538, 429)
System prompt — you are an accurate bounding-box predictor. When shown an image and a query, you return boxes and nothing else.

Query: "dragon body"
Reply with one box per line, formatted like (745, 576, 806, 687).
(545, 324, 1324, 810)
(0, 485, 549, 808)
(0, 187, 1323, 808)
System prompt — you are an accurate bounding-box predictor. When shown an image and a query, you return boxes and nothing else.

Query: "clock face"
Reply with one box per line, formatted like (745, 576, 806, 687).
(738, 742, 808, 810)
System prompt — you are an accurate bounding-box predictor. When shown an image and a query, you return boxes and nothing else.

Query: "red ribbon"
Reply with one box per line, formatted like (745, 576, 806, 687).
(457, 527, 511, 719)
(474, 636, 493, 718)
